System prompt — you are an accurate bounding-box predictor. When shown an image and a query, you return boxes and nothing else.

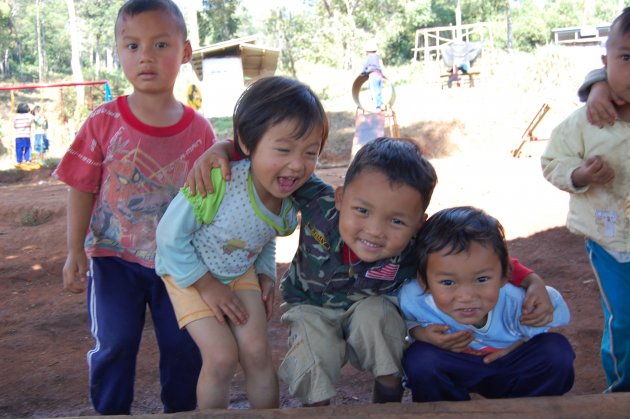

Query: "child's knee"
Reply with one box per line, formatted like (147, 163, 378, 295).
(352, 297, 405, 335)
(402, 342, 444, 382)
(202, 350, 239, 380)
(240, 339, 272, 366)
(534, 333, 575, 367)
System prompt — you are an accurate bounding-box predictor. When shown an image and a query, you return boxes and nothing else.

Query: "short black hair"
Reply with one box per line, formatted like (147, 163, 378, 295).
(233, 76, 329, 156)
(607, 7, 630, 48)
(17, 103, 30, 113)
(115, 0, 187, 40)
(415, 206, 511, 289)
(344, 137, 437, 212)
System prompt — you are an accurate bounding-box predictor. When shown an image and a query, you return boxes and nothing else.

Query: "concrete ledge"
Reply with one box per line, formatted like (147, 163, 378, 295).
(68, 393, 630, 418)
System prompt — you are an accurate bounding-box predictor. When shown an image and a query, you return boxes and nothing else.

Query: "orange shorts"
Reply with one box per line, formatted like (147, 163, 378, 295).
(162, 267, 261, 329)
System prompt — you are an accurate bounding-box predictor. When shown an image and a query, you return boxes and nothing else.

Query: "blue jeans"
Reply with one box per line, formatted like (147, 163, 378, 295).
(369, 73, 384, 109)
(586, 239, 630, 392)
(87, 257, 201, 414)
(34, 133, 49, 153)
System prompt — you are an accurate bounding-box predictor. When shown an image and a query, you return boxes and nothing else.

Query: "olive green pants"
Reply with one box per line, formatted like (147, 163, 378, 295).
(278, 296, 406, 404)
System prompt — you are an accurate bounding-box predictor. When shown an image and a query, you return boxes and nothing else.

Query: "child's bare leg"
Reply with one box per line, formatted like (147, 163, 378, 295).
(232, 290, 279, 408)
(186, 317, 239, 409)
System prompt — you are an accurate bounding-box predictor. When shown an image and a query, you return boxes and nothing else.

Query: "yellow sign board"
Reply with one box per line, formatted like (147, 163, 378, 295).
(187, 84, 202, 111)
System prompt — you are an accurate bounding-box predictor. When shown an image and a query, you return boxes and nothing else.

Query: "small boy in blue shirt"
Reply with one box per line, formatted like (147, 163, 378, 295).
(400, 206, 575, 402)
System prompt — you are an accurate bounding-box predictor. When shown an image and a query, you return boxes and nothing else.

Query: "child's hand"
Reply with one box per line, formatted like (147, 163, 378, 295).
(186, 141, 234, 197)
(410, 325, 473, 352)
(482, 339, 525, 364)
(586, 81, 625, 127)
(520, 273, 553, 326)
(62, 250, 89, 293)
(194, 274, 248, 326)
(258, 274, 275, 320)
(571, 156, 615, 188)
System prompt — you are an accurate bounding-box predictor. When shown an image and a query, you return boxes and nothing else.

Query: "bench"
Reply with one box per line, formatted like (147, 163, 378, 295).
(440, 70, 480, 89)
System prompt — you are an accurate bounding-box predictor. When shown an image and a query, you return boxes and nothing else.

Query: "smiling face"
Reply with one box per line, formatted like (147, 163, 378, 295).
(424, 241, 507, 327)
(240, 119, 322, 213)
(335, 169, 426, 263)
(115, 9, 191, 96)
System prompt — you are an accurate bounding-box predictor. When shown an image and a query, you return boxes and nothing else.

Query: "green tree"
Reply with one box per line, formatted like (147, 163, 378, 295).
(65, 0, 84, 106)
(0, 0, 16, 78)
(429, 0, 505, 25)
(510, 0, 548, 51)
(6, 0, 73, 81)
(198, 0, 241, 44)
(265, 7, 316, 78)
(381, 0, 433, 64)
(78, 0, 124, 76)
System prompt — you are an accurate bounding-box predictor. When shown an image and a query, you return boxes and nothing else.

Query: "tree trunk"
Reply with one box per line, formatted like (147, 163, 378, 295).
(106, 47, 114, 71)
(36, 0, 45, 82)
(506, 0, 512, 52)
(95, 48, 101, 76)
(65, 0, 85, 107)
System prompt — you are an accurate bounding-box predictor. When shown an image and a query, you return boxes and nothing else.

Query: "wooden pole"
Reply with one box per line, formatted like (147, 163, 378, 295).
(455, 0, 462, 41)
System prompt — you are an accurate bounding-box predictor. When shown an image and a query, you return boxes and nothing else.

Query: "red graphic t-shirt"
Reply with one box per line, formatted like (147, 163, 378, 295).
(54, 96, 216, 268)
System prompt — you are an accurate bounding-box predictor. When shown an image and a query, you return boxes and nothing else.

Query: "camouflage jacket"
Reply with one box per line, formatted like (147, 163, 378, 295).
(280, 175, 417, 311)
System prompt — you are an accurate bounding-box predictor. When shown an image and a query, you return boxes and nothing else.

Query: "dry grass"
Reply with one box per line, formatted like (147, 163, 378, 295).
(20, 207, 53, 226)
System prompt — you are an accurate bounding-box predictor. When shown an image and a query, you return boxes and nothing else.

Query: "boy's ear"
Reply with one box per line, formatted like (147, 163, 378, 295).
(182, 40, 192, 64)
(601, 54, 608, 68)
(416, 276, 430, 293)
(415, 213, 428, 231)
(236, 135, 250, 157)
(334, 186, 345, 210)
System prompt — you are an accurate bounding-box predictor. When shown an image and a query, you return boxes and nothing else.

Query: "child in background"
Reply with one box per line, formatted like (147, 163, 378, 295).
(189, 136, 556, 406)
(362, 39, 385, 111)
(156, 76, 328, 409)
(13, 102, 33, 168)
(400, 206, 574, 402)
(32, 105, 49, 163)
(541, 7, 630, 393)
(53, 0, 215, 414)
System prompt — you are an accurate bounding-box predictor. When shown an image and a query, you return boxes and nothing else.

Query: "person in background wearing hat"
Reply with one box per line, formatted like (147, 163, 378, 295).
(362, 40, 385, 111)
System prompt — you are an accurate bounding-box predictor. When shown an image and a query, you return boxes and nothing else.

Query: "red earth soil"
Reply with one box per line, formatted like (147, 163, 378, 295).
(0, 165, 606, 417)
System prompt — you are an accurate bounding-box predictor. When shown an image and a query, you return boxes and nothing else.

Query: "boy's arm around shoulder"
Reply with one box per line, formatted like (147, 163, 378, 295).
(508, 284, 570, 338)
(187, 140, 236, 197)
(543, 286, 571, 327)
(577, 68, 606, 103)
(578, 68, 625, 127)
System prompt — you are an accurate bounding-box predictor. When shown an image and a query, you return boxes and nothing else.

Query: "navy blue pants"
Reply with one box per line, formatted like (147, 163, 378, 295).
(15, 136, 31, 163)
(403, 333, 575, 402)
(87, 257, 201, 414)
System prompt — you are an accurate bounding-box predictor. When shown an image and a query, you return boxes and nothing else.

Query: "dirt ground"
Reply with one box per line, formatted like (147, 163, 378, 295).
(0, 73, 610, 417)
